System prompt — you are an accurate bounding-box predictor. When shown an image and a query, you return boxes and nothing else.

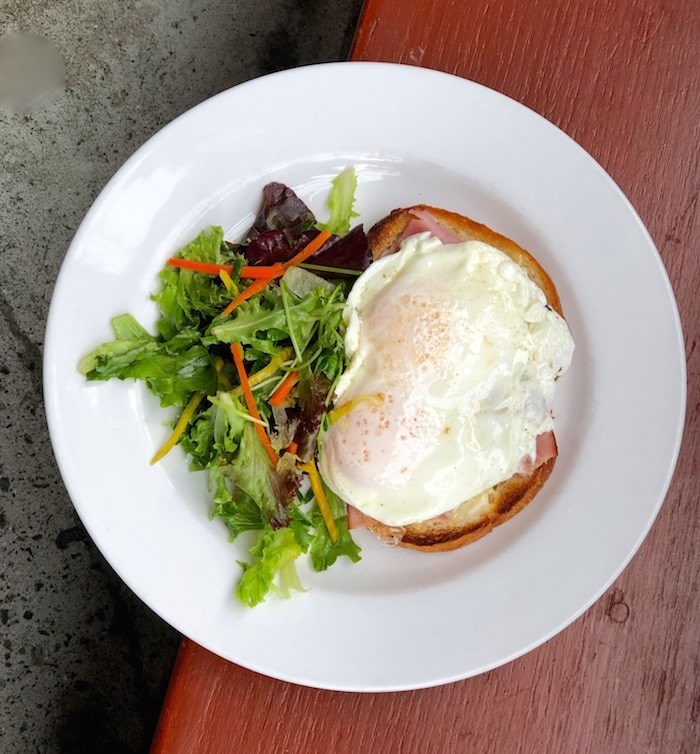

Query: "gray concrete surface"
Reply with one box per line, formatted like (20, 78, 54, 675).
(0, 1, 362, 751)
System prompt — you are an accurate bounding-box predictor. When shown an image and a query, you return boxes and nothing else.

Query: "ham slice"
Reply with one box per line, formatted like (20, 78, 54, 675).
(380, 208, 462, 256)
(518, 431, 558, 475)
(346, 431, 558, 530)
(347, 505, 371, 530)
(402, 208, 462, 244)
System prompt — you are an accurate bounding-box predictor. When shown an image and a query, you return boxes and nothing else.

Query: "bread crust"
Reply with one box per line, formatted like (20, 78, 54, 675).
(361, 205, 564, 552)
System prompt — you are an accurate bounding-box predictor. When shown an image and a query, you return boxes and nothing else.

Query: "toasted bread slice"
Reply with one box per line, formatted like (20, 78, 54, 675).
(358, 205, 564, 552)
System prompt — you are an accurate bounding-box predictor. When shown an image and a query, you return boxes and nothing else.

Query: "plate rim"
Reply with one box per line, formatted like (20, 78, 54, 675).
(43, 61, 687, 692)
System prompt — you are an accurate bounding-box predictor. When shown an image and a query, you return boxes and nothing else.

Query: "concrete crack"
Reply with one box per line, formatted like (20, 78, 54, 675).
(0, 286, 43, 379)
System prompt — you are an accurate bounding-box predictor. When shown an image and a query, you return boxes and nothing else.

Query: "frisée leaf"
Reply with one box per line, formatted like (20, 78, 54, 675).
(154, 226, 233, 340)
(319, 167, 359, 237)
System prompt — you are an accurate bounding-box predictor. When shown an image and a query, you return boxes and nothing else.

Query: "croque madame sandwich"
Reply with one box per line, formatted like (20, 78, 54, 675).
(318, 205, 575, 551)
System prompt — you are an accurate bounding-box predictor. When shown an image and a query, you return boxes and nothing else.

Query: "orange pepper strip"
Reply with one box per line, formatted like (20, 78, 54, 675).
(268, 371, 300, 407)
(285, 441, 298, 455)
(230, 343, 279, 466)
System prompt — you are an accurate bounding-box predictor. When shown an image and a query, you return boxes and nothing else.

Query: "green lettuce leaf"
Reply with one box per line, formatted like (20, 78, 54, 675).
(223, 422, 289, 524)
(211, 392, 249, 453)
(319, 167, 359, 236)
(178, 225, 226, 264)
(287, 502, 313, 553)
(309, 481, 361, 571)
(80, 314, 216, 407)
(79, 313, 155, 375)
(180, 392, 249, 470)
(210, 468, 265, 538)
(122, 345, 216, 407)
(209, 281, 347, 383)
(236, 527, 303, 607)
(110, 313, 153, 342)
(153, 226, 232, 340)
(208, 286, 289, 355)
(179, 403, 216, 470)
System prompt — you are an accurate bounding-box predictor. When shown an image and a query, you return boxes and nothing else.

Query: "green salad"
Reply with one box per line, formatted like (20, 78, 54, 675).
(80, 170, 371, 606)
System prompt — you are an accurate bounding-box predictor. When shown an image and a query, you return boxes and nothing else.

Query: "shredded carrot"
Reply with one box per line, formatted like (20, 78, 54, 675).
(282, 230, 331, 270)
(168, 258, 286, 279)
(229, 347, 292, 398)
(221, 277, 271, 317)
(150, 392, 205, 464)
(299, 459, 338, 543)
(269, 371, 299, 407)
(167, 258, 233, 275)
(285, 441, 298, 456)
(240, 263, 285, 279)
(230, 343, 279, 466)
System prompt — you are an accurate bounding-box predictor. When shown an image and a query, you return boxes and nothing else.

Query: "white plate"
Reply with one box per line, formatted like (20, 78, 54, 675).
(44, 63, 686, 692)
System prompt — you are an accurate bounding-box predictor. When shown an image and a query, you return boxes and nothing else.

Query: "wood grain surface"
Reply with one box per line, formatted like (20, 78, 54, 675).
(151, 1, 700, 751)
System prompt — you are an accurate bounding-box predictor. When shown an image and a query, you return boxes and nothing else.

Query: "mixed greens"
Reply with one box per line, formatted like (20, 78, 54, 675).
(79, 169, 370, 606)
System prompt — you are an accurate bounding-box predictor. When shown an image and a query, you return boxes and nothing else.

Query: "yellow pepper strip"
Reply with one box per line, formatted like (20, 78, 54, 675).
(213, 355, 232, 391)
(328, 393, 384, 425)
(150, 392, 205, 465)
(229, 347, 293, 398)
(299, 459, 338, 544)
(218, 269, 237, 294)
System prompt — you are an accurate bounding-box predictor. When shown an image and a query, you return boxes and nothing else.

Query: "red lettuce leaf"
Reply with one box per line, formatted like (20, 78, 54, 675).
(285, 372, 331, 462)
(242, 182, 372, 277)
(307, 224, 372, 275)
(250, 182, 316, 239)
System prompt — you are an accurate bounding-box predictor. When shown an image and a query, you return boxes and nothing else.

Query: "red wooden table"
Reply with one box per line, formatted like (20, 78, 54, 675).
(151, 1, 699, 751)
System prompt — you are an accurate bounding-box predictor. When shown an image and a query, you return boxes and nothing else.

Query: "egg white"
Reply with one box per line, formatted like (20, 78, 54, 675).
(318, 232, 574, 526)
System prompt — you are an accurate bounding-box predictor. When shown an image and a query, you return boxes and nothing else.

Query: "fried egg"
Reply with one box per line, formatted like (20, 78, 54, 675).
(318, 232, 574, 527)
